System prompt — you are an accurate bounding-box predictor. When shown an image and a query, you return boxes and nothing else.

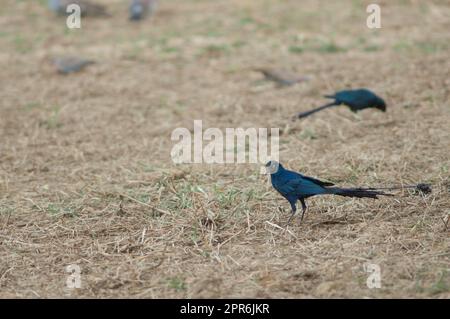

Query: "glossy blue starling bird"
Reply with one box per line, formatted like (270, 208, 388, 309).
(296, 88, 386, 119)
(265, 161, 392, 226)
(52, 56, 95, 74)
(129, 0, 157, 21)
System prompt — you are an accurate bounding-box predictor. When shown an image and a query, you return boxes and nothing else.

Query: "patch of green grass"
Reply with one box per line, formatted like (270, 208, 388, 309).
(315, 41, 345, 53)
(137, 162, 156, 173)
(136, 193, 150, 204)
(206, 30, 223, 38)
(393, 41, 411, 52)
(363, 45, 380, 52)
(190, 229, 200, 245)
(46, 203, 60, 215)
(23, 102, 42, 111)
(356, 273, 367, 287)
(243, 188, 256, 202)
(162, 181, 198, 210)
(201, 44, 230, 56)
(215, 187, 241, 209)
(167, 277, 186, 291)
(41, 106, 62, 129)
(290, 38, 346, 54)
(429, 271, 449, 295)
(299, 128, 317, 140)
(392, 40, 447, 54)
(161, 46, 180, 54)
(13, 34, 32, 54)
(239, 17, 255, 26)
(0, 205, 13, 215)
(414, 281, 425, 294)
(232, 40, 246, 49)
(45, 202, 77, 217)
(289, 45, 304, 54)
(414, 270, 449, 296)
(416, 42, 447, 54)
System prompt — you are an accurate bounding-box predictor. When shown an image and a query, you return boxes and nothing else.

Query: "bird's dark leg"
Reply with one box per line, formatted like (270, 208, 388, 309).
(285, 203, 297, 228)
(299, 198, 307, 222)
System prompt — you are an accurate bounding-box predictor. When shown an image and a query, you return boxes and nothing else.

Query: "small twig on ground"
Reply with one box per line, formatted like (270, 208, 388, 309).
(2, 212, 11, 229)
(24, 198, 45, 213)
(265, 220, 297, 239)
(118, 195, 126, 215)
(119, 193, 170, 216)
(441, 214, 449, 231)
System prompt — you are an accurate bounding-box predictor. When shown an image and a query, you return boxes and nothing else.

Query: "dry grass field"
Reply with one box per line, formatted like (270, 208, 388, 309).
(0, 0, 449, 298)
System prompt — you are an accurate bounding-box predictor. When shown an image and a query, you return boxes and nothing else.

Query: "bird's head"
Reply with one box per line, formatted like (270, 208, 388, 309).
(363, 89, 387, 112)
(375, 97, 387, 112)
(264, 160, 282, 175)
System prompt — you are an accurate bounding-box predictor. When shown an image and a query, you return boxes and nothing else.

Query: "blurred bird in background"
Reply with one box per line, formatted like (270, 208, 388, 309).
(295, 88, 386, 119)
(255, 68, 310, 87)
(265, 161, 393, 227)
(48, 0, 110, 17)
(129, 0, 158, 21)
(51, 56, 95, 74)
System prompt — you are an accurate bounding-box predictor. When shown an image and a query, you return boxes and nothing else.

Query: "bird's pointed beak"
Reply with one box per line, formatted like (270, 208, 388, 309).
(260, 164, 270, 175)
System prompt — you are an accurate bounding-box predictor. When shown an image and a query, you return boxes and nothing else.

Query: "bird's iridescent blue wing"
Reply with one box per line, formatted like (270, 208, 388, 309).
(301, 175, 334, 187)
(281, 176, 328, 197)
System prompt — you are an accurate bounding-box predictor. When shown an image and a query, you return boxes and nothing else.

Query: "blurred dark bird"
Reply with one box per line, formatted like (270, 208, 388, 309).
(296, 88, 386, 119)
(52, 56, 95, 74)
(255, 68, 310, 87)
(129, 0, 157, 21)
(48, 0, 110, 17)
(265, 161, 392, 226)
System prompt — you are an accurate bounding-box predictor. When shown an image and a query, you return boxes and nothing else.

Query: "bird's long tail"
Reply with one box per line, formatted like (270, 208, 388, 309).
(329, 187, 393, 199)
(295, 102, 339, 119)
(365, 183, 432, 194)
